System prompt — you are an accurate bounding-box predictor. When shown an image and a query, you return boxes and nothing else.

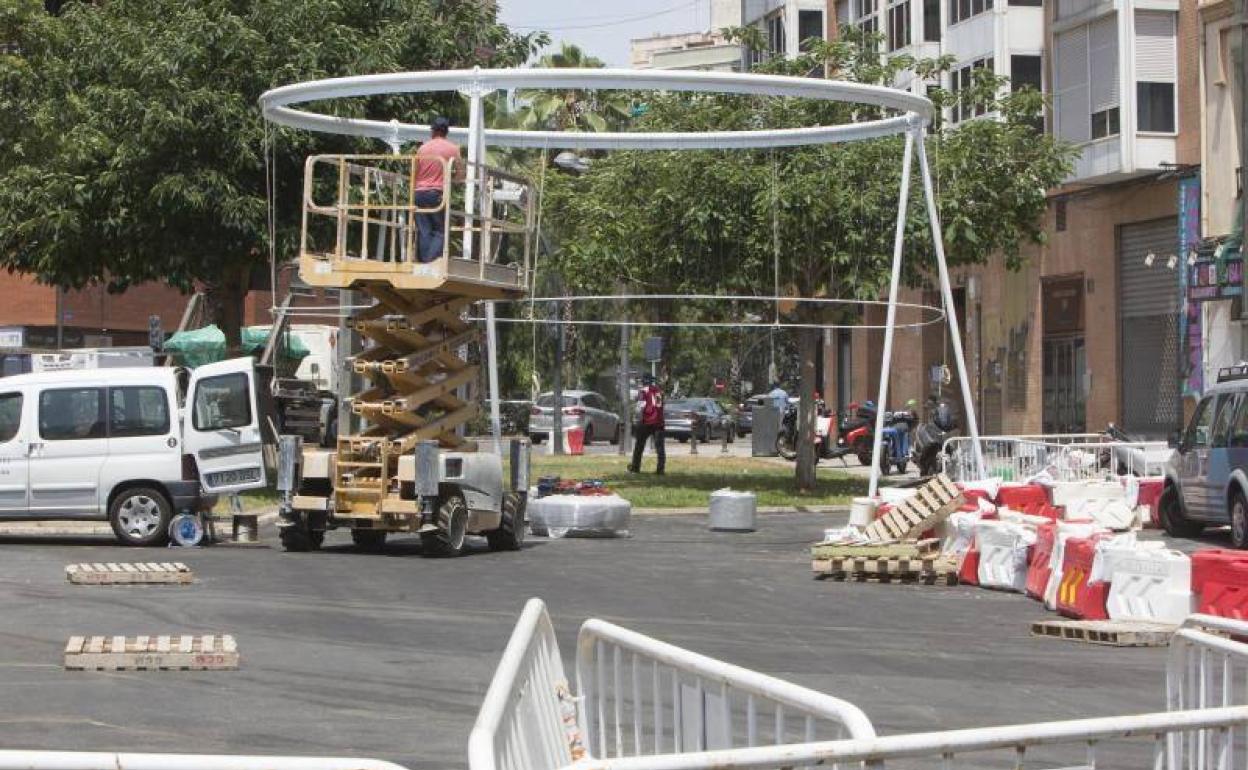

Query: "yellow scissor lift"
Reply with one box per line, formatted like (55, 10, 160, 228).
(279, 153, 533, 556)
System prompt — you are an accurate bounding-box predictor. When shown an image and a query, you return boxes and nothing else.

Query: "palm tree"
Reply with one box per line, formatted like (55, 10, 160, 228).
(516, 43, 633, 133)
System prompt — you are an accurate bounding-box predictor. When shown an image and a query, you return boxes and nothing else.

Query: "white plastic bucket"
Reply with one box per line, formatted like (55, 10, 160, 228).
(849, 497, 877, 529)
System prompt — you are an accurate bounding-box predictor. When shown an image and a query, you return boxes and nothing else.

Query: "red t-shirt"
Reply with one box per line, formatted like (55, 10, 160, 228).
(415, 137, 460, 191)
(638, 385, 664, 427)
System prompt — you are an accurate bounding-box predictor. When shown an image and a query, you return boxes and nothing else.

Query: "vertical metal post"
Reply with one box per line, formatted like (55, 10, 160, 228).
(916, 125, 985, 477)
(553, 321, 564, 455)
(868, 129, 915, 499)
(619, 319, 631, 456)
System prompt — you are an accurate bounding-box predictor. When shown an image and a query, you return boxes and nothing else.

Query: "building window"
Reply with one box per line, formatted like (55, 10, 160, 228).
(1090, 107, 1120, 138)
(1008, 0, 1041, 6)
(887, 0, 911, 51)
(923, 0, 941, 41)
(950, 57, 994, 123)
(949, 0, 989, 26)
(1137, 81, 1175, 132)
(798, 10, 824, 49)
(766, 13, 786, 56)
(1010, 54, 1041, 92)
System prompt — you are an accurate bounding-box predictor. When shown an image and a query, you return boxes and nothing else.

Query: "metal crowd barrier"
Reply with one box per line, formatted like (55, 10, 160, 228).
(941, 433, 1171, 483)
(472, 601, 1248, 770)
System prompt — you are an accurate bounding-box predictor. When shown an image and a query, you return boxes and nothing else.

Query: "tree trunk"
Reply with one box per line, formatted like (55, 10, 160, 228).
(795, 326, 819, 492)
(208, 263, 248, 356)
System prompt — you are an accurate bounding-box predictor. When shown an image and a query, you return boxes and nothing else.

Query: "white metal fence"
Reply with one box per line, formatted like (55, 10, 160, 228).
(470, 601, 1248, 770)
(942, 434, 1171, 483)
(574, 617, 876, 761)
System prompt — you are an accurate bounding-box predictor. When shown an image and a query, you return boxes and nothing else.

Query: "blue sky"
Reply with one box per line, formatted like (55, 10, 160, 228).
(497, 1, 713, 67)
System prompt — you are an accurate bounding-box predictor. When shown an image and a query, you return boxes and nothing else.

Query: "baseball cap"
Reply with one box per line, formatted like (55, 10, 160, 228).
(431, 116, 451, 132)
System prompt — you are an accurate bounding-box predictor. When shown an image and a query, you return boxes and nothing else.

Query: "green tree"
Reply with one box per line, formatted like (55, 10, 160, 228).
(540, 29, 1075, 490)
(0, 0, 543, 347)
(515, 42, 632, 133)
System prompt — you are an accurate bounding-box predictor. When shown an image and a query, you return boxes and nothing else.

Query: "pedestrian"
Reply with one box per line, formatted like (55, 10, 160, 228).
(413, 116, 463, 263)
(628, 374, 666, 475)
(768, 381, 789, 412)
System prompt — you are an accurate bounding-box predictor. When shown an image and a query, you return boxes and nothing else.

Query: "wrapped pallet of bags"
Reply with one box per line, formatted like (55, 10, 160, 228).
(976, 519, 1038, 592)
(529, 493, 632, 538)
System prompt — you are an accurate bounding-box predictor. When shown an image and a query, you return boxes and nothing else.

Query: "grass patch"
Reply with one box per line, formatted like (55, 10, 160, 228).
(528, 455, 865, 509)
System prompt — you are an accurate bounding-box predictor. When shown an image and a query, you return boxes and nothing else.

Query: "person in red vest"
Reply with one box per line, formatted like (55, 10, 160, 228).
(629, 374, 666, 475)
(414, 116, 463, 263)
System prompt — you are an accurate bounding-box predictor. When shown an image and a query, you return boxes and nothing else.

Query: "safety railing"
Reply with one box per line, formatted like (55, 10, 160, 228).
(553, 707, 1248, 770)
(300, 153, 533, 289)
(0, 751, 411, 770)
(1168, 615, 1248, 770)
(574, 620, 876, 761)
(469, 598, 580, 770)
(942, 433, 1171, 483)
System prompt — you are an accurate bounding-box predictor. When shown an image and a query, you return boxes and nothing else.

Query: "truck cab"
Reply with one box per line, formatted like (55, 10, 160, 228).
(0, 357, 267, 545)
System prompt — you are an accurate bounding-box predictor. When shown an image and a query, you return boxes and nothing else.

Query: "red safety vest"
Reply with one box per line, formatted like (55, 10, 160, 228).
(639, 386, 664, 427)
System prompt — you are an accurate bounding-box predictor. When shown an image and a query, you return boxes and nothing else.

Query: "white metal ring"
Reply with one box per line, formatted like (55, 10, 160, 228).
(259, 68, 931, 150)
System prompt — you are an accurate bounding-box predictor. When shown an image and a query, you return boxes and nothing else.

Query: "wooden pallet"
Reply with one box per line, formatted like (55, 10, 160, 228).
(810, 538, 940, 561)
(64, 634, 238, 671)
(863, 474, 964, 543)
(1030, 619, 1177, 647)
(812, 555, 959, 585)
(66, 562, 193, 585)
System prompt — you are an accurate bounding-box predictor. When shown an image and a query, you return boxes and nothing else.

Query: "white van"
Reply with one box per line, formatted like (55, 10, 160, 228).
(0, 358, 268, 546)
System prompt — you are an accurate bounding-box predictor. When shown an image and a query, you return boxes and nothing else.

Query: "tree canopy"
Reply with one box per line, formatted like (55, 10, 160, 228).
(0, 0, 544, 342)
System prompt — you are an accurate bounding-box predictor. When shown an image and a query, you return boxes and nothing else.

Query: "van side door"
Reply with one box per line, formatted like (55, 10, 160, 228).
(1179, 395, 1217, 519)
(28, 385, 108, 515)
(0, 389, 29, 514)
(184, 358, 267, 495)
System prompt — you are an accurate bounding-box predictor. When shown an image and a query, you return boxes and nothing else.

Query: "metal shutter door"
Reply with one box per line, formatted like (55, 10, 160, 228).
(1055, 27, 1090, 143)
(1089, 16, 1119, 112)
(1119, 217, 1181, 436)
(1135, 11, 1177, 82)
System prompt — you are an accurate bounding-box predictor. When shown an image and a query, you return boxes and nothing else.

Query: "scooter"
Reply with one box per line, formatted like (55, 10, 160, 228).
(911, 398, 959, 477)
(776, 399, 837, 461)
(878, 405, 918, 475)
(830, 401, 877, 465)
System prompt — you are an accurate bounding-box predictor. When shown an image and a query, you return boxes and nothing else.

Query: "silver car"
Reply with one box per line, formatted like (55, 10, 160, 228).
(528, 390, 621, 445)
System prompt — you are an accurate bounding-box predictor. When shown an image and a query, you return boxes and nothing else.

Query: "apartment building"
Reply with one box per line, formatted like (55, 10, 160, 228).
(825, 0, 1197, 438)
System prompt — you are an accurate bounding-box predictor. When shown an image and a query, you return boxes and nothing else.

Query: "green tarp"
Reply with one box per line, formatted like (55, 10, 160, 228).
(163, 324, 309, 369)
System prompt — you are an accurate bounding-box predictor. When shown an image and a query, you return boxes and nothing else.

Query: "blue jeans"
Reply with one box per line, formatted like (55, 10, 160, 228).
(414, 189, 444, 263)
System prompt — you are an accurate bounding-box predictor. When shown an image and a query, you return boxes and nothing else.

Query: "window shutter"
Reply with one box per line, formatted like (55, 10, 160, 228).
(1089, 15, 1119, 111)
(1135, 10, 1177, 82)
(1055, 26, 1090, 142)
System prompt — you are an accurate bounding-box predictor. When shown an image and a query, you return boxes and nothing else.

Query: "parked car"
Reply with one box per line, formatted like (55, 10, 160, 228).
(664, 398, 735, 444)
(1162, 364, 1248, 546)
(0, 358, 268, 546)
(736, 394, 768, 437)
(528, 390, 621, 445)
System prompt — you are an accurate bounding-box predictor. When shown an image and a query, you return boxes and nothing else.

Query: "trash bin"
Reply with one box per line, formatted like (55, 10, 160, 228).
(751, 405, 780, 457)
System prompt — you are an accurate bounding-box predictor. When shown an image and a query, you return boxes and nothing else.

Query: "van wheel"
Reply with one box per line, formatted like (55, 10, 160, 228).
(1160, 485, 1204, 538)
(1232, 492, 1248, 549)
(109, 487, 172, 547)
(487, 493, 526, 552)
(421, 494, 468, 557)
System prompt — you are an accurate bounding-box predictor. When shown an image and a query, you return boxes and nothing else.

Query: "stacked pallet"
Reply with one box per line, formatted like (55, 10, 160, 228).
(811, 474, 964, 585)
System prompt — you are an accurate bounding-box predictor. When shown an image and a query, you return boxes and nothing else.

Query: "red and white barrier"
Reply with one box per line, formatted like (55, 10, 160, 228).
(1193, 550, 1248, 621)
(1107, 546, 1192, 624)
(976, 520, 1037, 592)
(1057, 535, 1110, 620)
(1043, 522, 1105, 610)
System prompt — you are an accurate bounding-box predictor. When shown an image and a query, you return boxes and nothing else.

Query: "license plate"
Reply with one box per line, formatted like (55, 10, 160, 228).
(206, 468, 261, 487)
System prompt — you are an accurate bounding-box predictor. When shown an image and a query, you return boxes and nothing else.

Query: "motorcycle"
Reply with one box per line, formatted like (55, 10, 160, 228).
(830, 401, 877, 465)
(911, 397, 959, 477)
(776, 398, 837, 461)
(878, 406, 918, 475)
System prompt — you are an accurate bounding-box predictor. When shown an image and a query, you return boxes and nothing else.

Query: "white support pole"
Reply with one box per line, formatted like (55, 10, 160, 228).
(462, 76, 504, 454)
(915, 127, 985, 478)
(867, 128, 916, 499)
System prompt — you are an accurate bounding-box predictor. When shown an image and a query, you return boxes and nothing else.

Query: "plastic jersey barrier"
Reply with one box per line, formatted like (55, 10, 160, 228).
(1134, 478, 1164, 528)
(1043, 522, 1105, 610)
(1026, 522, 1056, 600)
(959, 547, 981, 586)
(1106, 547, 1192, 624)
(1193, 550, 1248, 621)
(995, 484, 1054, 518)
(1057, 536, 1110, 620)
(976, 520, 1036, 592)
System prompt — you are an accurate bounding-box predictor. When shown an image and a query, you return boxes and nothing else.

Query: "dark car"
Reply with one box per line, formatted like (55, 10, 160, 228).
(663, 398, 735, 443)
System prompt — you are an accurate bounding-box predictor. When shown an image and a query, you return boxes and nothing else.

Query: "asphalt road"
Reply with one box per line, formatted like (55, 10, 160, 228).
(0, 512, 1207, 769)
